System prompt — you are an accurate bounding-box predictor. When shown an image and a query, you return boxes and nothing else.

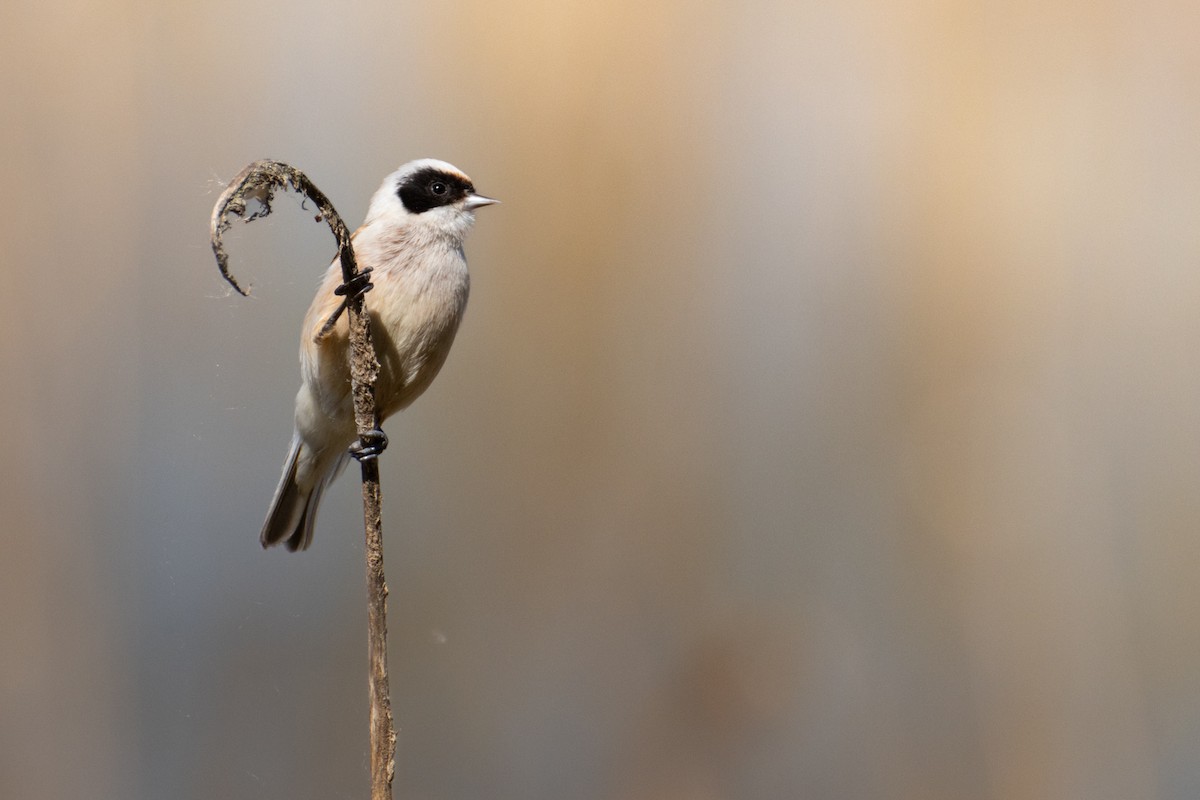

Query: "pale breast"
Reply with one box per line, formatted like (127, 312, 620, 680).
(301, 232, 470, 424)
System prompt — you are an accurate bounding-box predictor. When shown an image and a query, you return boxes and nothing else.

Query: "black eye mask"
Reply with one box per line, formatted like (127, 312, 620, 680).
(397, 168, 474, 214)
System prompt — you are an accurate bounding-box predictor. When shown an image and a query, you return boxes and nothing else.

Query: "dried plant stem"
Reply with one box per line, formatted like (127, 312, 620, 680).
(211, 160, 396, 800)
(360, 460, 395, 796)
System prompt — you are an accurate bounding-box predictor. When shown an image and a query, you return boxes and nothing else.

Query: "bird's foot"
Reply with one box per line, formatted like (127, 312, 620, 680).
(349, 428, 389, 462)
(334, 267, 374, 303)
(314, 268, 376, 343)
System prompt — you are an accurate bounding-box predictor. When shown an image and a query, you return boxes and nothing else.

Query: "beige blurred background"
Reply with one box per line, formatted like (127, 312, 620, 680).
(3, 1, 1200, 798)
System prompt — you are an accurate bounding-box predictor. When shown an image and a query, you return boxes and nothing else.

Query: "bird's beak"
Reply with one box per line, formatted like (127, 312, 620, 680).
(465, 193, 499, 210)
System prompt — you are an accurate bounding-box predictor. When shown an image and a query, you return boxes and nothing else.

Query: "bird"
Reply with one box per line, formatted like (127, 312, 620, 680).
(260, 159, 496, 551)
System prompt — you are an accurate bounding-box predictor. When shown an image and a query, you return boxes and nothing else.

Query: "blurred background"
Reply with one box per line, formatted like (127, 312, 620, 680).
(3, 1, 1199, 798)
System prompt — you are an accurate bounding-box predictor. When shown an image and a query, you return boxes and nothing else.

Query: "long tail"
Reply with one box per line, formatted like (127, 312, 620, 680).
(260, 434, 345, 552)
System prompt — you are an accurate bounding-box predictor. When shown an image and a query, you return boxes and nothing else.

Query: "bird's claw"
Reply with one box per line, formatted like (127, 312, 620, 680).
(349, 428, 389, 462)
(334, 268, 375, 302)
(314, 268, 376, 343)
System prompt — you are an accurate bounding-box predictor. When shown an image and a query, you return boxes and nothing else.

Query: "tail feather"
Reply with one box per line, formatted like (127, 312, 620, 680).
(285, 450, 349, 552)
(260, 434, 305, 550)
(261, 434, 353, 552)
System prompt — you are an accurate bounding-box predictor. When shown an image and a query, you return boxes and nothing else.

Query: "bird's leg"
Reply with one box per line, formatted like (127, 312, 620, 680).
(315, 268, 375, 343)
(349, 427, 389, 462)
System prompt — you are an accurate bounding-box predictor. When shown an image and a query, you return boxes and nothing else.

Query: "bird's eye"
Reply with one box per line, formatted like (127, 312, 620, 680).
(430, 181, 448, 196)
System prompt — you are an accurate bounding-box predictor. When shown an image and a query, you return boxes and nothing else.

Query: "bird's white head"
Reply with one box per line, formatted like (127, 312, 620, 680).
(364, 159, 497, 241)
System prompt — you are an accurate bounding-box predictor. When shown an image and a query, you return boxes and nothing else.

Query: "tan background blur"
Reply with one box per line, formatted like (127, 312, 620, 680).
(3, 1, 1199, 798)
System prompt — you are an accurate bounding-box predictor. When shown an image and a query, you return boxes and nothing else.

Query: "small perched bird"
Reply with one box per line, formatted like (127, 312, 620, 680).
(261, 159, 496, 551)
